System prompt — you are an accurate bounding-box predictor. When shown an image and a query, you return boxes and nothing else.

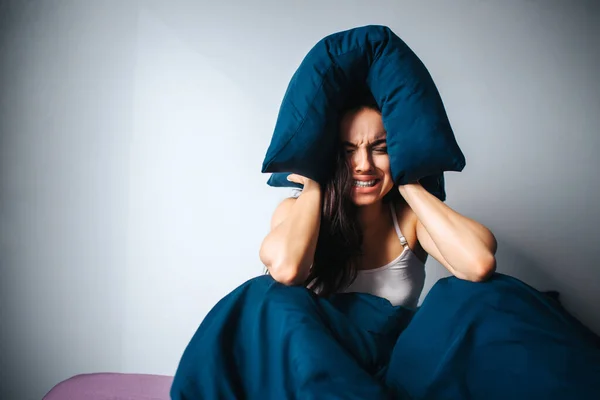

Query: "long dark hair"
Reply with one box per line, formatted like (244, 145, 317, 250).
(303, 92, 402, 296)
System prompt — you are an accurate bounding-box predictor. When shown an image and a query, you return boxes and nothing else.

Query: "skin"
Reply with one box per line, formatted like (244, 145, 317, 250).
(259, 107, 497, 286)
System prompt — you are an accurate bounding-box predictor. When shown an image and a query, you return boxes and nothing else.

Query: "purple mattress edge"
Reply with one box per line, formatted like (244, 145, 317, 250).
(43, 372, 174, 400)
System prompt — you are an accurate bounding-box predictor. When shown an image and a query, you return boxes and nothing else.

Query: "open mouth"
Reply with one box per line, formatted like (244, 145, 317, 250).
(353, 179, 380, 188)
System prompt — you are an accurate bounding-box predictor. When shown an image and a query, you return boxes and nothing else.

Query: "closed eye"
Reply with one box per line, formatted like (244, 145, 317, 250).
(342, 138, 387, 154)
(370, 138, 387, 154)
(342, 142, 356, 154)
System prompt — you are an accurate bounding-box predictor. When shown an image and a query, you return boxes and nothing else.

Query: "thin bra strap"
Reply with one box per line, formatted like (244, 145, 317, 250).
(389, 203, 409, 248)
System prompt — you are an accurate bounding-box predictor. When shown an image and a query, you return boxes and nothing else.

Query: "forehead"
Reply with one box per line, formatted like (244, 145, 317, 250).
(339, 107, 386, 143)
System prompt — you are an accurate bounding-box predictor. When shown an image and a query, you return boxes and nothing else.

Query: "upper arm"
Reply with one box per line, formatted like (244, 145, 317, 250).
(416, 219, 466, 279)
(260, 197, 296, 268)
(270, 197, 297, 230)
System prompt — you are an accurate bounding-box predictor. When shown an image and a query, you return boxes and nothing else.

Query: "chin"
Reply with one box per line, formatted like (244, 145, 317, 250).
(351, 194, 382, 207)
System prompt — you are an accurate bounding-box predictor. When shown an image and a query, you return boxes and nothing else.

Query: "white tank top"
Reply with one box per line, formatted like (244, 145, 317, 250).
(343, 203, 426, 308)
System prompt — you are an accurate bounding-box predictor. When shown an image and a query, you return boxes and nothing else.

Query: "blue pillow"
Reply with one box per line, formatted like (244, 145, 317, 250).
(261, 25, 466, 201)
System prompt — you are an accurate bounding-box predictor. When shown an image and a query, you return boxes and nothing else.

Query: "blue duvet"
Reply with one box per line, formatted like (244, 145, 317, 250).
(171, 273, 600, 399)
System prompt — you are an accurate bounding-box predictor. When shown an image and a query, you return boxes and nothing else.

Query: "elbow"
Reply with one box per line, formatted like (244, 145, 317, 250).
(468, 254, 497, 282)
(259, 247, 307, 286)
(269, 264, 307, 286)
(472, 232, 498, 281)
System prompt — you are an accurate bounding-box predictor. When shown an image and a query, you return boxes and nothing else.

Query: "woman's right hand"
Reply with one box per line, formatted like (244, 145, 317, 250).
(287, 174, 320, 191)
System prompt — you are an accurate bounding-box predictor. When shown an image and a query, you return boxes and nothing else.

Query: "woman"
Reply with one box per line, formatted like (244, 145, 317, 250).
(172, 96, 600, 400)
(259, 96, 498, 307)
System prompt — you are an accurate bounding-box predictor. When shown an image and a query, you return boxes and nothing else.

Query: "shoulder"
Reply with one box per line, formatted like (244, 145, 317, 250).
(392, 199, 417, 231)
(392, 200, 428, 263)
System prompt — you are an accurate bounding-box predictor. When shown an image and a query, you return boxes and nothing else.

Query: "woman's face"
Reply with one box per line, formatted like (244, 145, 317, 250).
(340, 107, 395, 206)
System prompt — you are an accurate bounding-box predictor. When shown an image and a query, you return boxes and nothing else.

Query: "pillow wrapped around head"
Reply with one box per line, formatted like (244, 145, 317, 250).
(261, 25, 466, 201)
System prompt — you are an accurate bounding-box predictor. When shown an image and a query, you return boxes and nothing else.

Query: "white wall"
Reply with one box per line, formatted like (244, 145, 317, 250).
(1, 1, 598, 399)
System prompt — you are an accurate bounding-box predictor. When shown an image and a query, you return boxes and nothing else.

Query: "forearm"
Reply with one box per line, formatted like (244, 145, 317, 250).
(260, 186, 322, 284)
(400, 183, 497, 278)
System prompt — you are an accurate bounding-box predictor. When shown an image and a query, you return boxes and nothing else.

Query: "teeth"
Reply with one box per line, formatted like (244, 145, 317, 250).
(354, 180, 377, 187)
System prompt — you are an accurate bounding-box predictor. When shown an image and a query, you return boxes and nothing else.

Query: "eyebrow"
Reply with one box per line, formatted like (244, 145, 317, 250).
(343, 135, 387, 148)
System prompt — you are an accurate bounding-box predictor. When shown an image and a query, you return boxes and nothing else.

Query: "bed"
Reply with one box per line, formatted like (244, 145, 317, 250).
(43, 372, 173, 400)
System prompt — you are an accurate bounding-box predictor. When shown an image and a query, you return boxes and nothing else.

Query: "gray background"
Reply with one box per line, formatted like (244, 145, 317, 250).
(1, 1, 598, 399)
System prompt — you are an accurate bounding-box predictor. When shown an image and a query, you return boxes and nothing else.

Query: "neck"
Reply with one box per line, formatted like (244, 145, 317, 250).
(357, 201, 389, 232)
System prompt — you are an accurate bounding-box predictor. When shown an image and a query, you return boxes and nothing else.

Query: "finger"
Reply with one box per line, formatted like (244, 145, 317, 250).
(287, 174, 304, 185)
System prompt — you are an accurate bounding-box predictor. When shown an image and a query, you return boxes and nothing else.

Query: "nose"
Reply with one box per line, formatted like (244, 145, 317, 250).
(353, 148, 373, 174)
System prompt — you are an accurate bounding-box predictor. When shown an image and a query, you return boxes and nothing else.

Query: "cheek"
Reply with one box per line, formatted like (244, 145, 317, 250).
(344, 156, 354, 171)
(374, 156, 391, 175)
(374, 156, 394, 189)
